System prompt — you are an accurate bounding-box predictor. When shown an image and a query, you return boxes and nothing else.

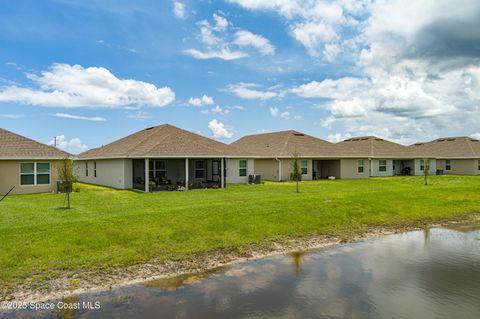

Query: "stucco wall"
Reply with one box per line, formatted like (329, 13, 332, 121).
(436, 159, 478, 175)
(340, 159, 369, 179)
(370, 159, 394, 177)
(254, 159, 279, 181)
(76, 159, 131, 189)
(279, 158, 313, 181)
(0, 160, 59, 195)
(412, 159, 437, 176)
(226, 158, 254, 184)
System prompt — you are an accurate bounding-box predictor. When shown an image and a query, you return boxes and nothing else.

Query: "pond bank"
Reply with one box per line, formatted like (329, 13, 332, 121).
(5, 215, 479, 305)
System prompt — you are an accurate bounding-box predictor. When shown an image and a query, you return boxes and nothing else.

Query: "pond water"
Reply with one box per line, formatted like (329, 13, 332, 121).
(3, 224, 480, 319)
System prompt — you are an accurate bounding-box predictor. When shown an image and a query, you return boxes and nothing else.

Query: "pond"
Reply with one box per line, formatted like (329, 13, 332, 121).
(3, 224, 480, 319)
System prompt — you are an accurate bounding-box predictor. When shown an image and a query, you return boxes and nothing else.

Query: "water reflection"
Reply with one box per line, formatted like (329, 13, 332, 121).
(4, 226, 480, 319)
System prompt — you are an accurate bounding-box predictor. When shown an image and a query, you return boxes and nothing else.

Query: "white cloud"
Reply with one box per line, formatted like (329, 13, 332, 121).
(321, 116, 336, 129)
(0, 63, 175, 108)
(471, 133, 480, 140)
(290, 22, 337, 57)
(228, 83, 278, 100)
(326, 132, 351, 143)
(269, 106, 295, 120)
(173, 1, 187, 19)
(185, 13, 275, 60)
(208, 119, 233, 139)
(188, 94, 214, 106)
(233, 30, 275, 55)
(269, 107, 279, 117)
(280, 111, 290, 119)
(48, 134, 86, 153)
(201, 105, 230, 115)
(53, 112, 106, 122)
(0, 114, 23, 119)
(127, 111, 152, 120)
(293, 115, 302, 120)
(184, 48, 248, 60)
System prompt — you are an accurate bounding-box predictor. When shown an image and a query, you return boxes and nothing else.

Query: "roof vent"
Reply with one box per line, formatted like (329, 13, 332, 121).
(293, 133, 304, 136)
(437, 138, 446, 142)
(145, 127, 155, 131)
(375, 138, 383, 141)
(446, 138, 455, 141)
(361, 138, 369, 140)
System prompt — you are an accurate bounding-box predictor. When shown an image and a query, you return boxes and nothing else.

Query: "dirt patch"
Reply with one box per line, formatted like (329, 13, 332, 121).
(3, 215, 479, 304)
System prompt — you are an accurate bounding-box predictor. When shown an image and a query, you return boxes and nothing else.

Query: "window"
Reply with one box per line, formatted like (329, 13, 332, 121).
(195, 160, 205, 178)
(420, 159, 430, 172)
(85, 162, 89, 177)
(239, 160, 247, 177)
(300, 159, 308, 175)
(420, 159, 424, 171)
(478, 160, 480, 171)
(445, 160, 451, 171)
(379, 160, 387, 172)
(20, 162, 50, 186)
(94, 161, 97, 178)
(358, 160, 365, 173)
(149, 160, 166, 180)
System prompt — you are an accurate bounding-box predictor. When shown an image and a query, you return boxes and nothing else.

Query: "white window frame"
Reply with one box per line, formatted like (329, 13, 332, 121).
(239, 159, 247, 177)
(358, 160, 365, 173)
(19, 162, 51, 186)
(445, 159, 451, 171)
(420, 159, 430, 172)
(300, 159, 308, 175)
(379, 160, 387, 172)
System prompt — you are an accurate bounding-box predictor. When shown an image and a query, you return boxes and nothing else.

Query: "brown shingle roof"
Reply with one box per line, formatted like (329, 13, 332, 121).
(230, 130, 340, 157)
(336, 136, 414, 158)
(78, 124, 250, 159)
(409, 137, 480, 158)
(0, 128, 70, 159)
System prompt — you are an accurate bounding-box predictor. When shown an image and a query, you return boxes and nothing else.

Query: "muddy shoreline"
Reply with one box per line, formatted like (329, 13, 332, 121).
(3, 216, 479, 305)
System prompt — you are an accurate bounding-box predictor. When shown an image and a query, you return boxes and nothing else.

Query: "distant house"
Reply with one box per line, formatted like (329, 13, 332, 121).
(337, 136, 437, 177)
(75, 124, 254, 191)
(0, 128, 69, 195)
(230, 130, 370, 180)
(410, 137, 480, 175)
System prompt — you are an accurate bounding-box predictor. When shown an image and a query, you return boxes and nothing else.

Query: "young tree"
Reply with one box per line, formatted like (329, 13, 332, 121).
(57, 157, 77, 209)
(423, 158, 430, 186)
(291, 151, 302, 193)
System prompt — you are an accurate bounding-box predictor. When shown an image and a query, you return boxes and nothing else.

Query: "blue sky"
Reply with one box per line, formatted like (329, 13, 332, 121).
(1, 0, 479, 153)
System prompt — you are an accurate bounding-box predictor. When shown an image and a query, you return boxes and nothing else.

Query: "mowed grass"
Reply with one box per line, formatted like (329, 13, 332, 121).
(1, 176, 480, 292)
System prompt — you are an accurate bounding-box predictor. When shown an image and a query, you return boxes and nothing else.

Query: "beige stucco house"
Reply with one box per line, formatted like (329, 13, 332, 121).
(337, 136, 437, 177)
(230, 130, 370, 180)
(0, 128, 69, 195)
(75, 124, 254, 191)
(410, 137, 480, 175)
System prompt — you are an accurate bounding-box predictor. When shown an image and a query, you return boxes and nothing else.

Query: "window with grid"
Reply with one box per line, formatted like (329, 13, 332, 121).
(300, 159, 308, 175)
(20, 162, 50, 185)
(358, 160, 364, 173)
(195, 160, 205, 178)
(445, 160, 451, 171)
(379, 160, 387, 172)
(239, 160, 247, 177)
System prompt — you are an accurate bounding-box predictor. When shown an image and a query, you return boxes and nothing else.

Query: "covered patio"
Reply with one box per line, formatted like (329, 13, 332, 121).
(132, 158, 225, 192)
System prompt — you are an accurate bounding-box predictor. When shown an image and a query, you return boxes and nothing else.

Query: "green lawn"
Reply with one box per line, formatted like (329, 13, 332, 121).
(1, 176, 480, 295)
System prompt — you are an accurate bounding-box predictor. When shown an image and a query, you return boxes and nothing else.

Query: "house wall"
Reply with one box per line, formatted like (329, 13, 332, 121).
(254, 159, 279, 181)
(226, 158, 255, 184)
(317, 160, 341, 179)
(413, 159, 437, 176)
(340, 159, 369, 179)
(370, 159, 394, 177)
(76, 159, 131, 189)
(436, 159, 478, 175)
(0, 160, 59, 195)
(279, 158, 313, 181)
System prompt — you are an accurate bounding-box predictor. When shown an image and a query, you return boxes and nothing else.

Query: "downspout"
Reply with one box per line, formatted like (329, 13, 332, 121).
(276, 158, 282, 182)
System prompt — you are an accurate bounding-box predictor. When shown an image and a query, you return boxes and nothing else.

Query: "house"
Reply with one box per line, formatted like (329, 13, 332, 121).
(230, 130, 370, 180)
(337, 136, 437, 177)
(0, 128, 69, 195)
(410, 137, 480, 175)
(75, 124, 254, 191)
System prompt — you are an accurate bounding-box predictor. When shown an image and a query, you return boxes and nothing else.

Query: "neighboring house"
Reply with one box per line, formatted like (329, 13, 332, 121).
(410, 137, 480, 176)
(75, 124, 254, 191)
(230, 130, 370, 180)
(0, 128, 69, 195)
(337, 136, 437, 177)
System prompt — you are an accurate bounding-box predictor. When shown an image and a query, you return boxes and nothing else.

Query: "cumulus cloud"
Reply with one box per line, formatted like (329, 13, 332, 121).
(0, 63, 175, 108)
(0, 114, 23, 119)
(233, 30, 275, 55)
(127, 111, 152, 120)
(269, 107, 279, 117)
(173, 1, 187, 19)
(201, 105, 230, 115)
(53, 112, 106, 122)
(188, 94, 214, 106)
(228, 83, 278, 100)
(48, 134, 86, 153)
(208, 119, 233, 139)
(184, 13, 275, 60)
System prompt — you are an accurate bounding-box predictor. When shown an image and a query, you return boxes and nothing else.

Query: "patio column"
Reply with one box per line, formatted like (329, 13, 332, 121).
(145, 158, 149, 192)
(220, 158, 225, 189)
(185, 158, 189, 190)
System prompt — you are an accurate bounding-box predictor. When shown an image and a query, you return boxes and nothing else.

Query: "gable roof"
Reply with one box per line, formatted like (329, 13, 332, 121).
(336, 136, 413, 158)
(230, 130, 339, 158)
(409, 137, 480, 158)
(78, 124, 250, 159)
(0, 128, 70, 159)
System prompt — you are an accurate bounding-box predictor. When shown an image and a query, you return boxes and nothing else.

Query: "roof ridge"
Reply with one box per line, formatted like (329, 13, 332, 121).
(465, 138, 477, 157)
(279, 131, 293, 156)
(0, 128, 70, 156)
